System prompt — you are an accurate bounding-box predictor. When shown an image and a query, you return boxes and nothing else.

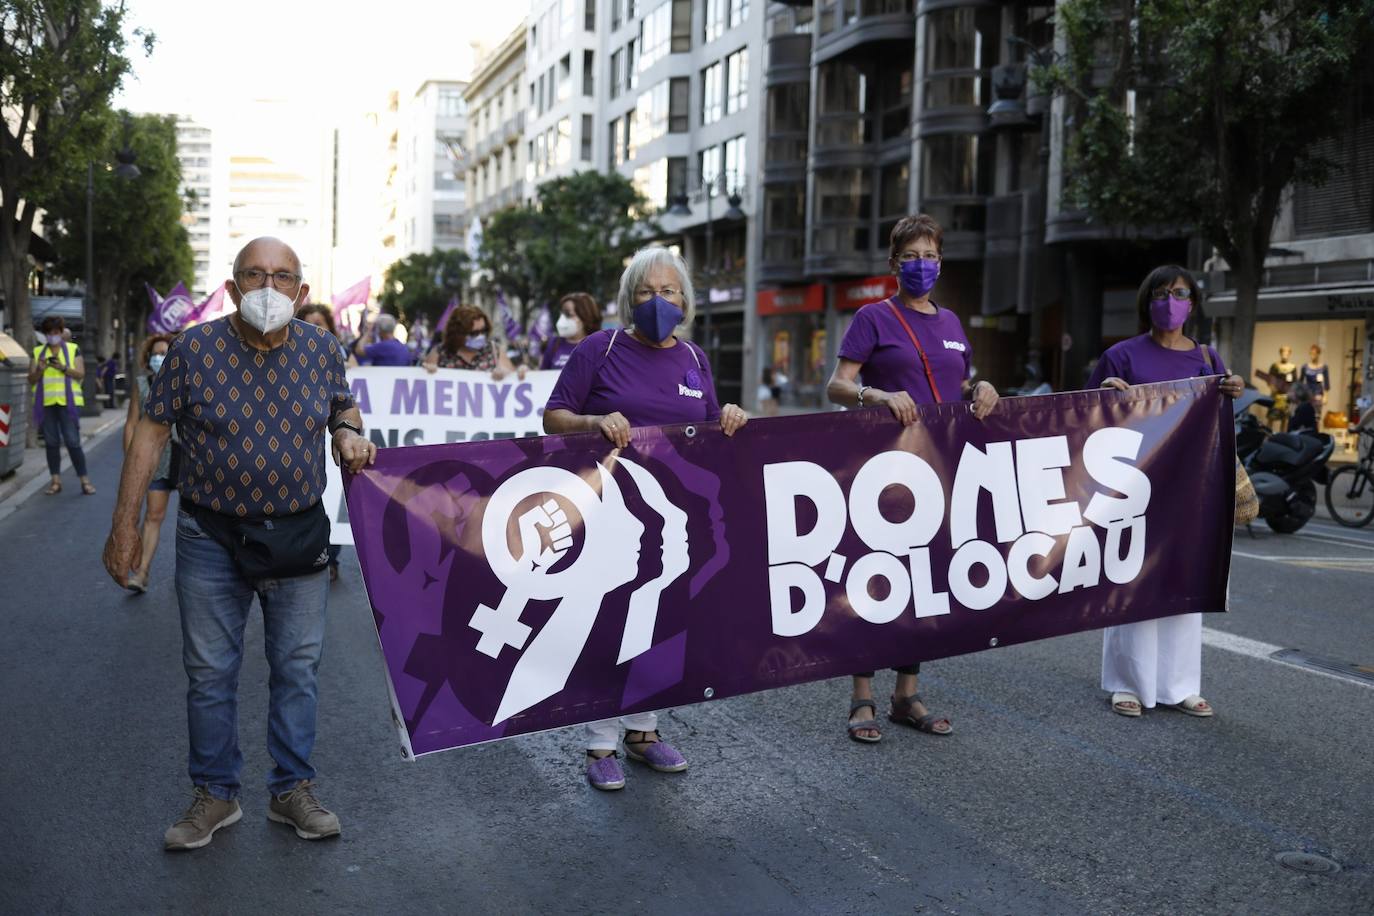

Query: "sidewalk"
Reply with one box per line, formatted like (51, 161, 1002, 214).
(0, 406, 126, 523)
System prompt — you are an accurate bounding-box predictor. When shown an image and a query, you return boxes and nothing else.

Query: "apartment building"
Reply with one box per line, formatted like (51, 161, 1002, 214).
(173, 117, 228, 301)
(463, 27, 528, 221)
(396, 80, 469, 257)
(525, 0, 601, 191)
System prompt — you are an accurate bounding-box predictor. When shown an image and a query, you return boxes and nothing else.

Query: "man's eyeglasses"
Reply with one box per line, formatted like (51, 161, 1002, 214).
(635, 286, 682, 301)
(896, 252, 941, 263)
(1152, 287, 1193, 300)
(236, 268, 302, 291)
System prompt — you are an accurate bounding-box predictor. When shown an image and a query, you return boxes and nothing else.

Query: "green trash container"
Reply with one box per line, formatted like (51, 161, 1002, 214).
(0, 332, 32, 477)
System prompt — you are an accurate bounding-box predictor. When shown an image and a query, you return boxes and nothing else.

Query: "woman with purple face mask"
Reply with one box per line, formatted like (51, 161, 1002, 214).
(826, 214, 999, 744)
(544, 245, 748, 791)
(1089, 265, 1244, 720)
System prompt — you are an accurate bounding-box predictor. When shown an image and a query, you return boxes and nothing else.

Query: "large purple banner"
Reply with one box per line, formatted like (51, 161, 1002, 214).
(346, 378, 1234, 758)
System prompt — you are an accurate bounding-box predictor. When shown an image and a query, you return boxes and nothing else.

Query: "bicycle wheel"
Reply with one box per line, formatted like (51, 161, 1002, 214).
(1324, 465, 1374, 528)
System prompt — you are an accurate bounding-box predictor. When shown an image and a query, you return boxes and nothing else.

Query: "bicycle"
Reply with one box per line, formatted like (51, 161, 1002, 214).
(1324, 427, 1374, 527)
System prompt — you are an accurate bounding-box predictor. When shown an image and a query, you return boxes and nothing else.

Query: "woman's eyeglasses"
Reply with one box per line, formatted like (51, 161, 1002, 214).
(1153, 287, 1193, 300)
(634, 287, 682, 301)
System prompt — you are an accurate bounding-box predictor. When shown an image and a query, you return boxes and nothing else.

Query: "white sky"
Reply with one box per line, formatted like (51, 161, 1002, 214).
(114, 0, 530, 123)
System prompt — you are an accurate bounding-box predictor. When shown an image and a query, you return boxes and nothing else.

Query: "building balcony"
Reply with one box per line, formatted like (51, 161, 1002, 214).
(814, 0, 917, 65)
(502, 111, 525, 145)
(766, 33, 811, 87)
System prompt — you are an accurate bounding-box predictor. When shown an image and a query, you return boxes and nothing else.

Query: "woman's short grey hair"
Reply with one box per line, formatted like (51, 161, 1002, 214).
(617, 245, 695, 330)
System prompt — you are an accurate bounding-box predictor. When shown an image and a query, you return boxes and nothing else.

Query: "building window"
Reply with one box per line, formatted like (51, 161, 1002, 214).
(811, 167, 873, 254)
(609, 120, 622, 168)
(723, 134, 746, 193)
(639, 1, 671, 73)
(879, 161, 910, 246)
(585, 0, 596, 30)
(725, 48, 748, 114)
(610, 49, 624, 100)
(667, 156, 687, 202)
(632, 80, 671, 148)
(923, 6, 1001, 110)
(701, 61, 723, 125)
(634, 157, 670, 209)
(730, 0, 750, 28)
(669, 77, 690, 132)
(877, 62, 912, 141)
(766, 82, 810, 163)
(699, 145, 722, 196)
(583, 50, 595, 97)
(612, 0, 622, 31)
(581, 113, 594, 161)
(704, 0, 726, 43)
(922, 134, 983, 198)
(671, 0, 692, 52)
(558, 54, 572, 102)
(437, 89, 465, 119)
(627, 39, 638, 91)
(556, 117, 572, 166)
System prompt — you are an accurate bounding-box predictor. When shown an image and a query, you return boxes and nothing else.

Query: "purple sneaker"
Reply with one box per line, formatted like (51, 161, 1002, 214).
(624, 731, 688, 773)
(586, 753, 626, 791)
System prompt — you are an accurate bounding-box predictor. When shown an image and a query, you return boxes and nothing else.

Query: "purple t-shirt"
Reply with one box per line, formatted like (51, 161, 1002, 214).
(363, 338, 413, 367)
(1087, 334, 1228, 388)
(837, 298, 972, 405)
(545, 329, 722, 427)
(540, 337, 577, 370)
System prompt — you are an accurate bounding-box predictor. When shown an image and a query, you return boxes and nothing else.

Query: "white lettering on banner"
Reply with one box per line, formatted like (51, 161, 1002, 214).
(678, 384, 704, 399)
(763, 429, 1152, 636)
(321, 367, 562, 545)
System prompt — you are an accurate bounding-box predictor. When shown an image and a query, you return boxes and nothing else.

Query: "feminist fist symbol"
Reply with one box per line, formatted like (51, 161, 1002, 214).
(518, 499, 573, 571)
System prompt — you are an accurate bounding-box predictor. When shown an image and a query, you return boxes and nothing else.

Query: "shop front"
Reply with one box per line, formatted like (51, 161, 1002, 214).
(757, 283, 829, 411)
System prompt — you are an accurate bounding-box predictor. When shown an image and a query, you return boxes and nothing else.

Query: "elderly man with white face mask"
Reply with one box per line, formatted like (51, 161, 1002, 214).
(103, 237, 376, 851)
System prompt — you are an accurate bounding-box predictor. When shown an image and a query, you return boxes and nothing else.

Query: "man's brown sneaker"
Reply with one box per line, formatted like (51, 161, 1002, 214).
(267, 780, 341, 840)
(164, 786, 242, 851)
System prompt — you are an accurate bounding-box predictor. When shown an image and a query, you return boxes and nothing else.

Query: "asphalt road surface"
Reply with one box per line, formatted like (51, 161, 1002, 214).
(2, 433, 1370, 914)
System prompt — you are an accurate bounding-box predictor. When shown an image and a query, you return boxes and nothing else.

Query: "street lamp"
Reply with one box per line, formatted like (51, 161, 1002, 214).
(83, 146, 140, 414)
(666, 176, 745, 375)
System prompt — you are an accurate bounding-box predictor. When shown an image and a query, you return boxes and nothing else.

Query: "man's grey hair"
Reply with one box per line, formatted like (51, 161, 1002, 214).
(616, 245, 695, 331)
(376, 313, 397, 335)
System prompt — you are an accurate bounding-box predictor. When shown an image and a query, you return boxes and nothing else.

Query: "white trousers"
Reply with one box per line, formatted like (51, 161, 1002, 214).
(1100, 613, 1203, 707)
(585, 712, 658, 752)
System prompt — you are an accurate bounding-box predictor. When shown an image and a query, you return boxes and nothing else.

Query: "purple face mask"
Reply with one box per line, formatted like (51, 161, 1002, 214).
(632, 295, 684, 343)
(1149, 294, 1192, 331)
(898, 258, 941, 298)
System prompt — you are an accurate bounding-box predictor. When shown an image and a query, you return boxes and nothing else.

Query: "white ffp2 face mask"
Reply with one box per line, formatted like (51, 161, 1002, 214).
(236, 285, 298, 334)
(556, 315, 580, 338)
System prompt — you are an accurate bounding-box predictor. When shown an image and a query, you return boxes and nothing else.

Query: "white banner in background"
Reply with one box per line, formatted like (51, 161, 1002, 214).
(322, 367, 560, 545)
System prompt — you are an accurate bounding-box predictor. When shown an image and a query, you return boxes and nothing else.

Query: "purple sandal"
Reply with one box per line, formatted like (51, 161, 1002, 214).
(624, 730, 687, 773)
(586, 752, 626, 791)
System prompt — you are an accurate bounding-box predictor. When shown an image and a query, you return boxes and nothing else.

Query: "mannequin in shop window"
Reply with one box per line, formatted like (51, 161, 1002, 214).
(1301, 344, 1330, 413)
(1255, 345, 1299, 431)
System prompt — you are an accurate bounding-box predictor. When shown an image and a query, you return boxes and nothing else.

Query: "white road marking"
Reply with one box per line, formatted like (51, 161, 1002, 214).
(1202, 627, 1374, 691)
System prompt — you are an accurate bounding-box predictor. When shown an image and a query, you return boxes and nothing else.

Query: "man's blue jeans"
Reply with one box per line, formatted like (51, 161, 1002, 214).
(41, 405, 87, 477)
(174, 508, 329, 800)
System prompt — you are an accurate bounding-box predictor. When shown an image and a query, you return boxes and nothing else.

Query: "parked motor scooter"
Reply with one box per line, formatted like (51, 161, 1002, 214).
(1233, 390, 1333, 533)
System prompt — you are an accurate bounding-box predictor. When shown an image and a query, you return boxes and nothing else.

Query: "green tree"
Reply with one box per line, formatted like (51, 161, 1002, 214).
(476, 170, 658, 317)
(0, 0, 149, 341)
(1038, 0, 1374, 378)
(379, 249, 469, 323)
(45, 111, 193, 359)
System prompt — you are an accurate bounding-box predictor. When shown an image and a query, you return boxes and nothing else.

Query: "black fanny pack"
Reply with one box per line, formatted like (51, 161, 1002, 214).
(191, 501, 331, 580)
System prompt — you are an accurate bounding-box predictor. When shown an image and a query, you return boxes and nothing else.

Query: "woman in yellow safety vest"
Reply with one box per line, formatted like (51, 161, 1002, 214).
(26, 316, 95, 496)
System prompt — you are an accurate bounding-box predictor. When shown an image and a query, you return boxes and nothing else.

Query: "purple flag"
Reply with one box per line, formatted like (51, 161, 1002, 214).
(147, 282, 196, 334)
(436, 296, 460, 333)
(496, 290, 521, 340)
(528, 303, 553, 345)
(345, 378, 1234, 758)
(182, 286, 228, 326)
(145, 283, 163, 310)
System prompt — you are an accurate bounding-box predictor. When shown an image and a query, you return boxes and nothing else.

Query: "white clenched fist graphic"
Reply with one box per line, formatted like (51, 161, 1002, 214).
(518, 498, 574, 571)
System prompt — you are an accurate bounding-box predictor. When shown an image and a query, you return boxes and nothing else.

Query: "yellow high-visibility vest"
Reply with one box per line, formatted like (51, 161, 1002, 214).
(32, 342, 84, 407)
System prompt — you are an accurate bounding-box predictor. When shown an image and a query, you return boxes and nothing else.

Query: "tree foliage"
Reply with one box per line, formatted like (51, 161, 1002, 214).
(45, 111, 193, 355)
(0, 0, 150, 339)
(1037, 0, 1374, 375)
(379, 248, 469, 322)
(476, 170, 658, 318)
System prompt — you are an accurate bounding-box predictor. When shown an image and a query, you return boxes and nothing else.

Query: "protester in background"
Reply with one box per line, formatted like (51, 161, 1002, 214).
(296, 303, 344, 581)
(544, 246, 748, 791)
(423, 304, 522, 380)
(408, 313, 433, 359)
(1288, 383, 1317, 434)
(1090, 265, 1245, 719)
(757, 367, 780, 415)
(104, 237, 376, 850)
(98, 353, 119, 407)
(541, 292, 601, 370)
(27, 316, 96, 496)
(352, 313, 412, 366)
(121, 334, 179, 593)
(826, 214, 999, 744)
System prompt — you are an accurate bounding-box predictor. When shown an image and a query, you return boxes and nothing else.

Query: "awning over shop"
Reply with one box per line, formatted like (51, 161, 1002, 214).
(1208, 284, 1374, 319)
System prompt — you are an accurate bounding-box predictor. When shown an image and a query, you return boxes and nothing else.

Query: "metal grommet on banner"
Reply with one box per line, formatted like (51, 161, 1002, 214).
(703, 687, 715, 698)
(684, 425, 697, 438)
(989, 637, 999, 647)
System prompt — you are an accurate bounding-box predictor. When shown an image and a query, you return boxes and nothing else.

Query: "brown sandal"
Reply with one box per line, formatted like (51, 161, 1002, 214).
(43, 481, 62, 495)
(889, 693, 953, 735)
(81, 481, 97, 495)
(846, 699, 882, 743)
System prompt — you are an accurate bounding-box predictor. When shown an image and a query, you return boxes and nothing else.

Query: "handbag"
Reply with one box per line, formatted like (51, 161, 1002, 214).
(1200, 347, 1259, 525)
(1322, 410, 1348, 430)
(191, 501, 331, 579)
